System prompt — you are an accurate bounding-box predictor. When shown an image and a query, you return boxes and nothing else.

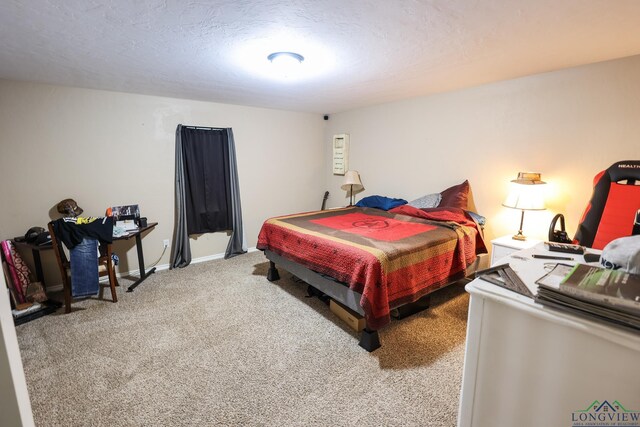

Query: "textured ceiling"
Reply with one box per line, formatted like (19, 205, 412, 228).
(1, 0, 640, 113)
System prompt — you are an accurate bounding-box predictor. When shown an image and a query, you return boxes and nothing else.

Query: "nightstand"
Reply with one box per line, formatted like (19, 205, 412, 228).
(490, 235, 542, 265)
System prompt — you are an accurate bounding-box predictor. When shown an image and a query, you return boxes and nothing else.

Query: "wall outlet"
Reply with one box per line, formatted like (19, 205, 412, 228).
(163, 239, 169, 248)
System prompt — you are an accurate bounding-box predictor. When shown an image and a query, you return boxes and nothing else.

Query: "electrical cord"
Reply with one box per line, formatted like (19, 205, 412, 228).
(109, 244, 167, 281)
(147, 245, 168, 269)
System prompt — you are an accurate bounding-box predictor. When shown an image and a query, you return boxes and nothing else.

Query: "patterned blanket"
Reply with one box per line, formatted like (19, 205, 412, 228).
(257, 206, 486, 329)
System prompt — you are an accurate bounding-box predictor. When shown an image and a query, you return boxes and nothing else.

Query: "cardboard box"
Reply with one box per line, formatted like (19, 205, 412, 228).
(330, 299, 365, 331)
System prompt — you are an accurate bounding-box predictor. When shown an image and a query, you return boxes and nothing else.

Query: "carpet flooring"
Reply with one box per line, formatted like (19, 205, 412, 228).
(16, 251, 470, 426)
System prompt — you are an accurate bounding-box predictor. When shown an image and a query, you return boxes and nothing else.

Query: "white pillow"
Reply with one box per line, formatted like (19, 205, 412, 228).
(408, 193, 441, 209)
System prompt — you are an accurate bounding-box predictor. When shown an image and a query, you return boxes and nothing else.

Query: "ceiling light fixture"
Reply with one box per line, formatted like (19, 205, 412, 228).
(267, 51, 305, 79)
(234, 35, 333, 81)
(267, 51, 304, 65)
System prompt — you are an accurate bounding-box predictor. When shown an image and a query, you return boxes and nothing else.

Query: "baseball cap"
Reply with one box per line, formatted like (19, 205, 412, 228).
(56, 198, 83, 217)
(600, 235, 640, 275)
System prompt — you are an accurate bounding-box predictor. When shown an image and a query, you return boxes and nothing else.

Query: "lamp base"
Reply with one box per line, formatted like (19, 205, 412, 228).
(512, 210, 527, 241)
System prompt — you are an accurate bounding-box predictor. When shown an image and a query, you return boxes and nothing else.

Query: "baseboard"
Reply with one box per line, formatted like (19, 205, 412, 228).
(46, 284, 64, 292)
(45, 247, 258, 292)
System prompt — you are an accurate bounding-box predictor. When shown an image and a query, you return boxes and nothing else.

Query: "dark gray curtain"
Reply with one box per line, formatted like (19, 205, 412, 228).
(170, 125, 246, 269)
(171, 125, 191, 268)
(225, 128, 246, 258)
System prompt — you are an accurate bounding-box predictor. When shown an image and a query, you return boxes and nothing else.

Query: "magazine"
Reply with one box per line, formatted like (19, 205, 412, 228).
(535, 290, 640, 331)
(535, 263, 640, 332)
(535, 263, 574, 288)
(558, 264, 640, 317)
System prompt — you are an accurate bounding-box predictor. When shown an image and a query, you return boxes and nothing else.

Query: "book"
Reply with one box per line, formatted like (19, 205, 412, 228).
(12, 302, 42, 318)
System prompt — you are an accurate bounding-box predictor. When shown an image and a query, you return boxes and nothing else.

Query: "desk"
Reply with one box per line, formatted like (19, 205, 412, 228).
(457, 243, 640, 427)
(113, 222, 158, 292)
(12, 240, 52, 289)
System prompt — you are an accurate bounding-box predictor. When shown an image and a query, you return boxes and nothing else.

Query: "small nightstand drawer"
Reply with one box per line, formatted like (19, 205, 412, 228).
(490, 235, 541, 265)
(491, 244, 518, 265)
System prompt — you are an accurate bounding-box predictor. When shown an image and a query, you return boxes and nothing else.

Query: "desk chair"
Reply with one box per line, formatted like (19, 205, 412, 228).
(48, 222, 119, 313)
(574, 160, 640, 249)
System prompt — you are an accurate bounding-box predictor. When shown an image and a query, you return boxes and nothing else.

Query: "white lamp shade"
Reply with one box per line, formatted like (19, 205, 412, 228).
(502, 172, 546, 210)
(341, 170, 364, 195)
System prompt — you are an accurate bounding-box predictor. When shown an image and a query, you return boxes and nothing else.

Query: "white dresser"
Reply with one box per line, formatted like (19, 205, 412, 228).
(458, 243, 640, 427)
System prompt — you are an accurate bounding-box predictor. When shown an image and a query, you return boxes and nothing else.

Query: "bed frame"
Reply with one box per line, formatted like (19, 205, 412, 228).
(264, 249, 489, 352)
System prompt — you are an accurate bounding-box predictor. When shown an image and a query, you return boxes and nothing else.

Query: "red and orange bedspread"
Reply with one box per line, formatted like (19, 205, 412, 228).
(257, 206, 487, 329)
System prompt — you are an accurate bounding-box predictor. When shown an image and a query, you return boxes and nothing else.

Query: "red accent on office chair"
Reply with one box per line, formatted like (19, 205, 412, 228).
(574, 160, 640, 249)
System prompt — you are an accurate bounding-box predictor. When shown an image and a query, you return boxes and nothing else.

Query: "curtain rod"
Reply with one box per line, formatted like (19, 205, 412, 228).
(183, 125, 226, 131)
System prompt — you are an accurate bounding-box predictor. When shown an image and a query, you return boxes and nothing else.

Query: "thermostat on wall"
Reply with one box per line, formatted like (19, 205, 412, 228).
(332, 134, 349, 175)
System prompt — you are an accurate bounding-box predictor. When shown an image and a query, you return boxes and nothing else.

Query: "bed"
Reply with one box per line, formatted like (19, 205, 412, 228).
(257, 184, 488, 351)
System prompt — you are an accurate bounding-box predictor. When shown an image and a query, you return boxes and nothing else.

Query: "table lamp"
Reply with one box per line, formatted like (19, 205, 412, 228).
(341, 170, 364, 206)
(502, 172, 546, 240)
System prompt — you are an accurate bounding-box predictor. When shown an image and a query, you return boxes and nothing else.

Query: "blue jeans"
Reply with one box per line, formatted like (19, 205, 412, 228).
(70, 238, 99, 297)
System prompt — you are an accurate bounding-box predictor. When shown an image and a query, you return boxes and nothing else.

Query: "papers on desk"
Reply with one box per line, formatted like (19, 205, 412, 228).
(112, 220, 138, 238)
(116, 220, 138, 231)
(535, 263, 640, 331)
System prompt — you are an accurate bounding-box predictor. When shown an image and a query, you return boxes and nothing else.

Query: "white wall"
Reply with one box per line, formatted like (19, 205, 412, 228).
(2, 55, 640, 280)
(323, 55, 640, 242)
(0, 80, 324, 282)
(0, 278, 35, 427)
